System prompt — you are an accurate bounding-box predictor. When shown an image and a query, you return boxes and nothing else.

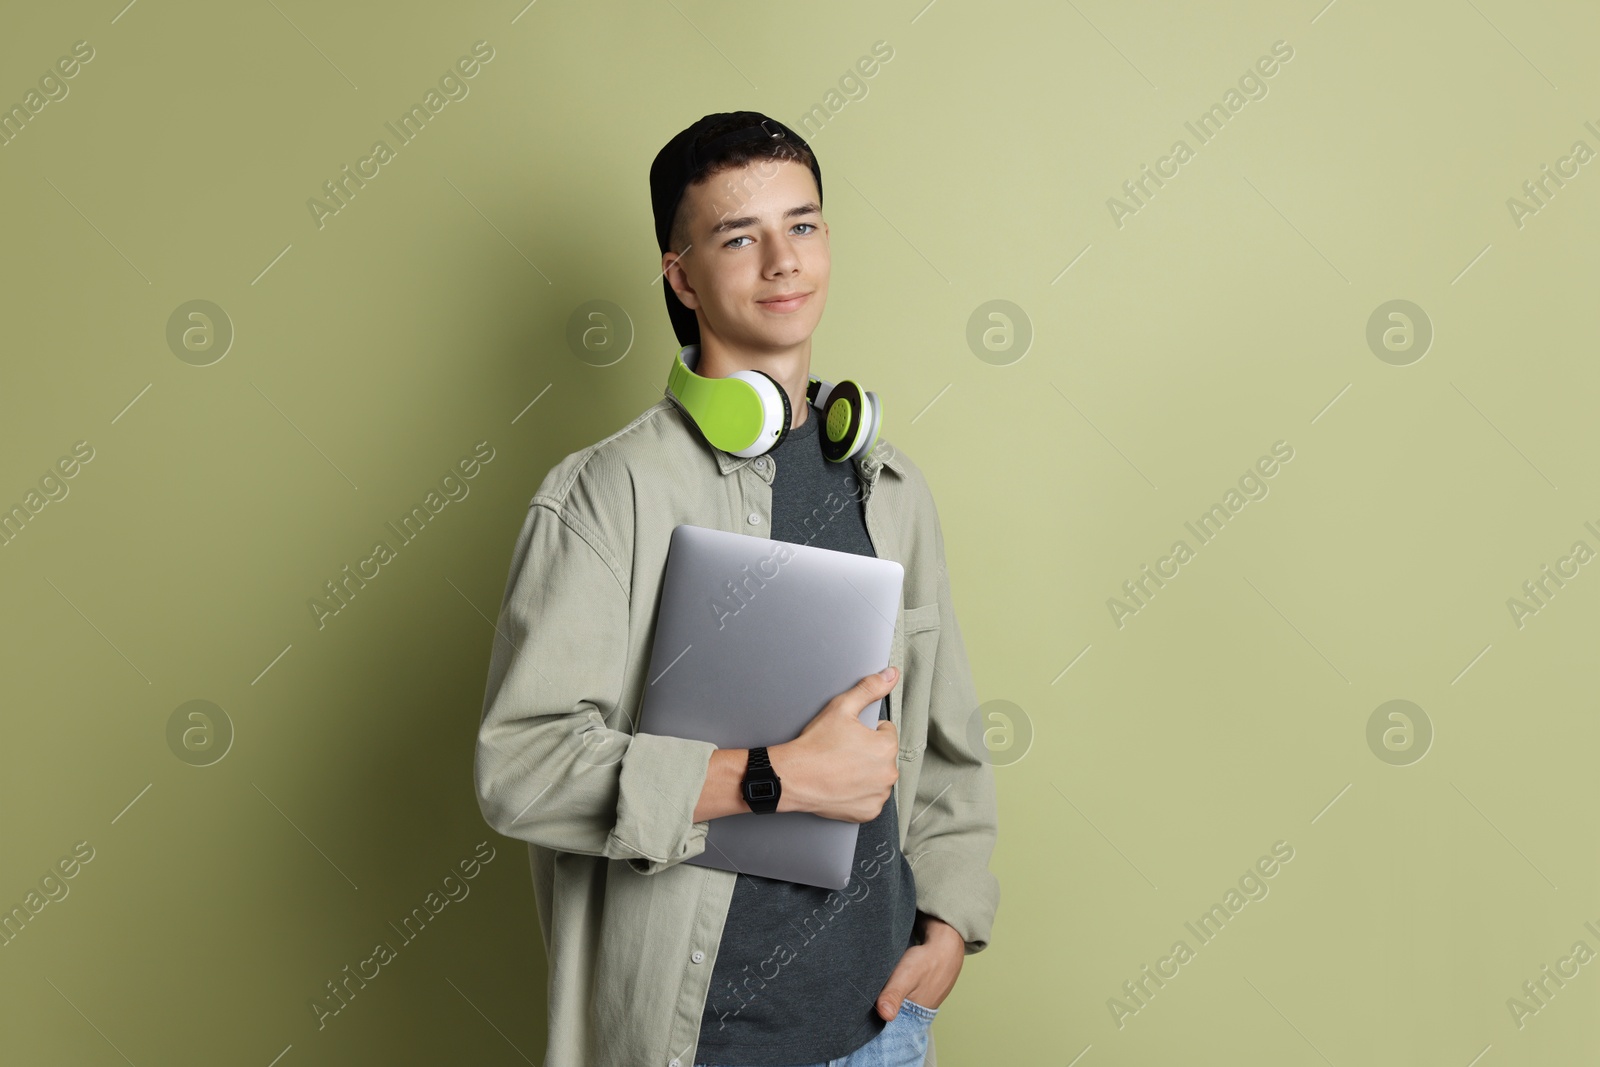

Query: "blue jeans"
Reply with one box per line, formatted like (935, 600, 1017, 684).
(695, 998, 938, 1067)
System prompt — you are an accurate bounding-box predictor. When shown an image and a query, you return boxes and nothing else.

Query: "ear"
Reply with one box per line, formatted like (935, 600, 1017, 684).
(663, 251, 700, 311)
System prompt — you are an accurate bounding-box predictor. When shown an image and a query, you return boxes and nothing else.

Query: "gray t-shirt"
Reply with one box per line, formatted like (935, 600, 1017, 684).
(694, 407, 919, 1066)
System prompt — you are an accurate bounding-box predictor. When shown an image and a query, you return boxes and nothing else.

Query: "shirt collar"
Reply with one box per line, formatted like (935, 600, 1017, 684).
(661, 381, 903, 484)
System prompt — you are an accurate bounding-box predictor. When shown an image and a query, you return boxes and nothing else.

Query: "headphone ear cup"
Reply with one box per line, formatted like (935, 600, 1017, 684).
(818, 379, 871, 463)
(860, 389, 883, 457)
(727, 368, 790, 457)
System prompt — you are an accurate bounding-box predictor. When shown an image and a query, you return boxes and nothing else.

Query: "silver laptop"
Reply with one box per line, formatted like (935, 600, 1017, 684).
(636, 523, 904, 890)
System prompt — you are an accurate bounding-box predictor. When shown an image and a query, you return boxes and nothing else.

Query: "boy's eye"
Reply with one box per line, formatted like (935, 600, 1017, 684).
(724, 222, 819, 249)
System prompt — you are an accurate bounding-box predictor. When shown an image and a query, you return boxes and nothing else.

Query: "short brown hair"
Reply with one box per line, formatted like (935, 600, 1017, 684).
(667, 113, 819, 253)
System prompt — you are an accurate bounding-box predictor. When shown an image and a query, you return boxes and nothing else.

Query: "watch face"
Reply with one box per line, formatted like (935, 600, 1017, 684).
(747, 782, 776, 800)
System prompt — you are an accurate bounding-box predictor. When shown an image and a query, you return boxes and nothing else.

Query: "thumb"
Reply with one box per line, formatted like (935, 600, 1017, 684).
(875, 958, 918, 1020)
(843, 667, 897, 719)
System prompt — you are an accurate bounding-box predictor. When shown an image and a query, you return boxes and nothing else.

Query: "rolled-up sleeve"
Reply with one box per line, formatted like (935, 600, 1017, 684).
(474, 500, 717, 874)
(905, 497, 1002, 954)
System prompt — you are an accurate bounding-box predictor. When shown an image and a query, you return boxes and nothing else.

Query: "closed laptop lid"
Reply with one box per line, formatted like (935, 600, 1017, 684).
(637, 523, 903, 889)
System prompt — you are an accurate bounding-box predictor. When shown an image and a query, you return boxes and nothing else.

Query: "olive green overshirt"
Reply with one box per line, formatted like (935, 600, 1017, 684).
(474, 382, 1001, 1067)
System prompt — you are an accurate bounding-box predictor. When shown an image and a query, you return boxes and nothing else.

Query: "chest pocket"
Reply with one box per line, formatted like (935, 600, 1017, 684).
(890, 602, 941, 762)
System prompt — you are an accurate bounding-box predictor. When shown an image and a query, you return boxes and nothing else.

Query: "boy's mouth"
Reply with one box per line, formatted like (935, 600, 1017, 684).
(757, 291, 812, 313)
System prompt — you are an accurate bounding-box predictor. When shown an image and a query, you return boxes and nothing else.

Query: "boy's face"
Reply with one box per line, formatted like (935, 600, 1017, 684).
(663, 158, 829, 353)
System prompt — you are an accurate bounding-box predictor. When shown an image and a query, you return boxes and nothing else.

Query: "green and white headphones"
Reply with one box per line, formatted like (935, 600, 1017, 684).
(666, 344, 883, 463)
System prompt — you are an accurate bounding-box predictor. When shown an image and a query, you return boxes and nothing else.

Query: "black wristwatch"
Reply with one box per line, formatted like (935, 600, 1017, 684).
(741, 746, 782, 814)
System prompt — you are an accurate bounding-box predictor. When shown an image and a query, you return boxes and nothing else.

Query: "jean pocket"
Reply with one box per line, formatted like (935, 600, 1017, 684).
(900, 997, 939, 1022)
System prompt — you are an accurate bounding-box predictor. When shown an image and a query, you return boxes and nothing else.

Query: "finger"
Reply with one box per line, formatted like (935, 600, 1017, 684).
(875, 947, 926, 1020)
(845, 667, 897, 713)
(875, 979, 917, 1021)
(861, 666, 896, 689)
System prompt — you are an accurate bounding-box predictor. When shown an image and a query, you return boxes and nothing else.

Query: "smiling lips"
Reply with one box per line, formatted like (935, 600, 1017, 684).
(757, 291, 811, 313)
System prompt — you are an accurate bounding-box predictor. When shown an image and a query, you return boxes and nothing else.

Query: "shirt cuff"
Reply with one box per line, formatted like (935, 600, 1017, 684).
(609, 730, 718, 875)
(911, 840, 1001, 954)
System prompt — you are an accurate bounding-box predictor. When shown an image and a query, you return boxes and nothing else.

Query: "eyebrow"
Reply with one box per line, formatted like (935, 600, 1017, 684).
(707, 201, 821, 238)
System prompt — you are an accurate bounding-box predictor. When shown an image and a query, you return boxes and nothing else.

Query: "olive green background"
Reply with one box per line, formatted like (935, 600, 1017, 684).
(3, 0, 1597, 1063)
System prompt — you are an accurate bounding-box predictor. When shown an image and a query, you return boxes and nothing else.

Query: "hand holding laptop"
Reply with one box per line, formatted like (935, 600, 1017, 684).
(692, 665, 900, 823)
(768, 666, 900, 823)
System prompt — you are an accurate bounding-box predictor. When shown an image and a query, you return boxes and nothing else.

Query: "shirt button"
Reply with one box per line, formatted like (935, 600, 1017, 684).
(669, 1060, 681, 1067)
(754, 457, 768, 471)
(748, 513, 761, 525)
(691, 949, 705, 963)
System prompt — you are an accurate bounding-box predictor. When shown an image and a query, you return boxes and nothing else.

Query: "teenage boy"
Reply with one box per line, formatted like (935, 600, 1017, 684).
(475, 111, 999, 1067)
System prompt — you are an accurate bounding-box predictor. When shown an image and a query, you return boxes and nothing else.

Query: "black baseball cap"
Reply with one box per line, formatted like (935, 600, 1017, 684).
(650, 112, 823, 348)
